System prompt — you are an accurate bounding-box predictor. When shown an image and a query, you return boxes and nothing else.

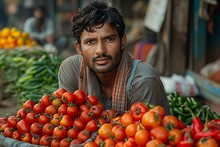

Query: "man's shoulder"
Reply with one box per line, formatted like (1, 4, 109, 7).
(61, 55, 82, 65)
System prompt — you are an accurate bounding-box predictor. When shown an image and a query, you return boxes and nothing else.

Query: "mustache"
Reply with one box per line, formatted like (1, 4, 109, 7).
(92, 55, 112, 62)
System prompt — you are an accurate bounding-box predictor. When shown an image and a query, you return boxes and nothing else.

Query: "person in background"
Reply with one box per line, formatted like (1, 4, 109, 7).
(23, 5, 67, 54)
(58, 1, 170, 115)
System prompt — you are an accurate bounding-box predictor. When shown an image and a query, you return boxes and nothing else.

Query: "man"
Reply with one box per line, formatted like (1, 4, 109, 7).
(23, 5, 67, 54)
(58, 1, 170, 115)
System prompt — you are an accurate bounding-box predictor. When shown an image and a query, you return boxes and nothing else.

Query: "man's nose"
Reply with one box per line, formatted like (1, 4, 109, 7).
(95, 41, 107, 55)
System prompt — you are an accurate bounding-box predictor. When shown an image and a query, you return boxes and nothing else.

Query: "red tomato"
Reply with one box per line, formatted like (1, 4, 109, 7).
(79, 104, 91, 112)
(26, 112, 38, 124)
(135, 129, 151, 146)
(45, 104, 57, 115)
(17, 119, 30, 133)
(33, 103, 45, 114)
(53, 88, 67, 98)
(97, 101, 104, 111)
(51, 138, 61, 147)
(40, 94, 52, 107)
(121, 112, 133, 127)
(0, 117, 8, 123)
(67, 105, 79, 119)
(77, 129, 91, 142)
(141, 111, 162, 130)
(30, 122, 42, 134)
(111, 124, 126, 141)
(7, 115, 18, 128)
(12, 130, 22, 140)
(0, 123, 9, 132)
(53, 126, 67, 139)
(67, 127, 79, 139)
(40, 135, 52, 146)
(70, 139, 83, 145)
(73, 118, 85, 131)
(87, 94, 99, 105)
(115, 141, 124, 147)
(84, 142, 98, 147)
(23, 100, 35, 110)
(21, 132, 32, 143)
(50, 113, 61, 126)
(130, 102, 149, 121)
(60, 138, 71, 147)
(123, 137, 137, 147)
(38, 114, 50, 125)
(150, 126, 169, 143)
(31, 134, 41, 145)
(60, 115, 73, 128)
(97, 118, 106, 127)
(94, 135, 104, 146)
(73, 89, 87, 104)
(101, 109, 116, 123)
(90, 105, 102, 118)
(62, 91, 75, 103)
(86, 119, 99, 133)
(3, 127, 13, 137)
(16, 108, 27, 119)
(58, 103, 68, 115)
(80, 110, 94, 123)
(42, 122, 55, 135)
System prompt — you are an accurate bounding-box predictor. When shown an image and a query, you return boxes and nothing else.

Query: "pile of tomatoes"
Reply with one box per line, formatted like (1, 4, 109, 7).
(84, 102, 188, 147)
(0, 88, 114, 146)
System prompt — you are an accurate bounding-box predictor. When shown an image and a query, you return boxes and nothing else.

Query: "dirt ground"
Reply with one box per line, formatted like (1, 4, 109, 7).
(0, 98, 21, 118)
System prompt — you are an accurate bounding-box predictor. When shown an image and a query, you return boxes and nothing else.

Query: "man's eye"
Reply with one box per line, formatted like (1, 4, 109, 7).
(86, 40, 95, 45)
(106, 37, 114, 42)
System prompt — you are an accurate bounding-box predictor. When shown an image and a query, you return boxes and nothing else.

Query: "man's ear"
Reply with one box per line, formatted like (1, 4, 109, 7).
(121, 34, 127, 51)
(76, 41, 82, 55)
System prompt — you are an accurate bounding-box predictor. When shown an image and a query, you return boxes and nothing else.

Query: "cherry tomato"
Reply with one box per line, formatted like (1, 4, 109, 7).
(67, 127, 79, 139)
(73, 89, 87, 104)
(98, 123, 113, 139)
(67, 105, 79, 119)
(3, 127, 13, 137)
(196, 137, 218, 147)
(42, 122, 55, 135)
(125, 123, 137, 137)
(87, 94, 99, 105)
(21, 132, 32, 143)
(60, 137, 72, 147)
(40, 94, 52, 107)
(53, 88, 67, 98)
(33, 103, 45, 114)
(40, 135, 52, 146)
(45, 104, 57, 115)
(17, 119, 30, 133)
(141, 111, 162, 130)
(86, 119, 99, 133)
(38, 114, 50, 125)
(168, 128, 183, 146)
(77, 129, 91, 142)
(23, 100, 35, 111)
(53, 126, 67, 139)
(150, 126, 169, 143)
(84, 142, 98, 147)
(12, 130, 22, 140)
(121, 112, 133, 127)
(130, 102, 149, 121)
(16, 108, 27, 119)
(50, 113, 61, 126)
(146, 139, 163, 147)
(111, 124, 126, 141)
(60, 115, 73, 128)
(58, 103, 68, 115)
(30, 122, 43, 134)
(26, 112, 37, 124)
(80, 110, 94, 123)
(90, 105, 102, 118)
(73, 118, 86, 131)
(7, 115, 18, 128)
(62, 91, 75, 103)
(135, 129, 151, 146)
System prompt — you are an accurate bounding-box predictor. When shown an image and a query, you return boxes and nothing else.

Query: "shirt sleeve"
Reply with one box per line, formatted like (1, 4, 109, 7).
(58, 55, 81, 92)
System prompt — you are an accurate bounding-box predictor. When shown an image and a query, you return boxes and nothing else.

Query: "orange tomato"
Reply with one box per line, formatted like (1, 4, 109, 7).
(121, 112, 133, 127)
(125, 123, 137, 137)
(103, 138, 116, 147)
(141, 111, 162, 130)
(150, 126, 168, 143)
(134, 129, 150, 146)
(84, 142, 98, 147)
(145, 139, 163, 147)
(162, 115, 179, 130)
(150, 105, 165, 119)
(168, 128, 183, 146)
(196, 137, 218, 147)
(98, 123, 112, 139)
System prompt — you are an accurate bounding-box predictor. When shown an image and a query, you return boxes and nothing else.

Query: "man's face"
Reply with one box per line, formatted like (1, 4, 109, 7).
(77, 22, 126, 73)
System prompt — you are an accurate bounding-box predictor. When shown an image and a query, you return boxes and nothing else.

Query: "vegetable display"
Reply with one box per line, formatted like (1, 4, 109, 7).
(1, 88, 219, 146)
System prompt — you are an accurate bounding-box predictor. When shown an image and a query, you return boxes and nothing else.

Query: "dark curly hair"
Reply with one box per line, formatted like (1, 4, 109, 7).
(71, 1, 125, 44)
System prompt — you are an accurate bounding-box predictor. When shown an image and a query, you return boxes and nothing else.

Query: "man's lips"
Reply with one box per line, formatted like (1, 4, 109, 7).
(94, 57, 110, 65)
